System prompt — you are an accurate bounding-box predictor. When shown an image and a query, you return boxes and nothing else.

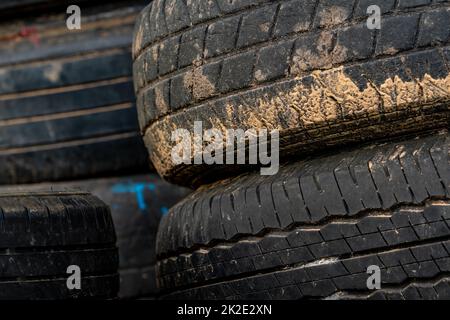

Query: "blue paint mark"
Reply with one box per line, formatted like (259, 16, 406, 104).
(111, 181, 157, 211)
(161, 207, 169, 216)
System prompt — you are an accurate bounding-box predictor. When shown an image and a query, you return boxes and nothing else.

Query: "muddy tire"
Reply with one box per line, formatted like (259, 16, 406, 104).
(0, 191, 118, 300)
(156, 131, 450, 300)
(0, 174, 190, 299)
(133, 0, 450, 187)
(0, 2, 149, 185)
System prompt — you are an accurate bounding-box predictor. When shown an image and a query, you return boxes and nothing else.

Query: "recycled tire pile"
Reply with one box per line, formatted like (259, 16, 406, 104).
(132, 0, 450, 300)
(0, 0, 189, 299)
(0, 0, 448, 300)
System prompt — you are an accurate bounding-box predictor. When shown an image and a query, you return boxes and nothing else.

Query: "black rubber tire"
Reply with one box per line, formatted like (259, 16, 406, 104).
(86, 174, 190, 299)
(0, 191, 118, 300)
(0, 1, 149, 185)
(1, 174, 191, 299)
(156, 131, 450, 300)
(133, 0, 450, 187)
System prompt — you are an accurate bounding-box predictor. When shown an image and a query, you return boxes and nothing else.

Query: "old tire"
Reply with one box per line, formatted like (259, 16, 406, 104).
(133, 0, 450, 187)
(0, 1, 148, 184)
(0, 191, 118, 300)
(0, 174, 190, 299)
(156, 131, 450, 300)
(87, 174, 190, 299)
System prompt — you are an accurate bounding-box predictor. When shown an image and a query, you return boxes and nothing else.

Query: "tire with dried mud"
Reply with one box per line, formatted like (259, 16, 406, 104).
(0, 1, 149, 185)
(0, 191, 118, 300)
(0, 174, 191, 299)
(156, 131, 450, 300)
(133, 0, 450, 187)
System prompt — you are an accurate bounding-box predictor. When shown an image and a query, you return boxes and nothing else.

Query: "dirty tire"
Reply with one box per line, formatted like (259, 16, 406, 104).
(0, 191, 118, 300)
(133, 0, 450, 187)
(0, 1, 149, 184)
(0, 174, 191, 299)
(156, 131, 450, 300)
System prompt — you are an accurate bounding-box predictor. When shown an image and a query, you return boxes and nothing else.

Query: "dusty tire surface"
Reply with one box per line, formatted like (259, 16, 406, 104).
(0, 191, 118, 300)
(156, 131, 450, 300)
(0, 174, 191, 299)
(133, 0, 450, 187)
(0, 1, 149, 185)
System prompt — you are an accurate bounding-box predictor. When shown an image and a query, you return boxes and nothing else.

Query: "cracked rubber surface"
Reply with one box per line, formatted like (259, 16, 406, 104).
(0, 174, 191, 299)
(334, 276, 450, 300)
(156, 131, 450, 299)
(0, 1, 149, 185)
(0, 191, 118, 300)
(133, 0, 450, 187)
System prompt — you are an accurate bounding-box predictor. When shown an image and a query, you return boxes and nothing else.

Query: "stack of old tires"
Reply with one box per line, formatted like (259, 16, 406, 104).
(133, 0, 450, 300)
(0, 0, 189, 299)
